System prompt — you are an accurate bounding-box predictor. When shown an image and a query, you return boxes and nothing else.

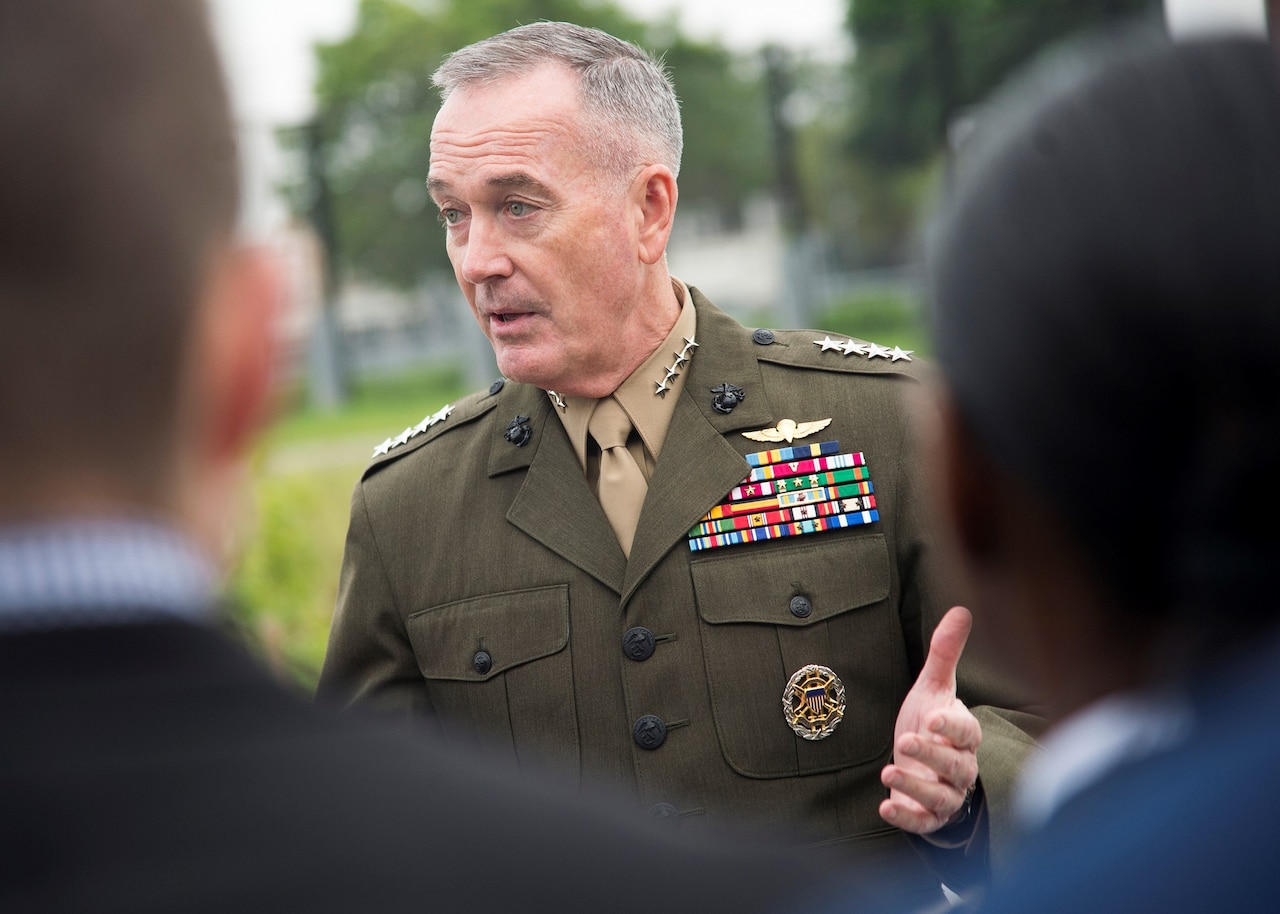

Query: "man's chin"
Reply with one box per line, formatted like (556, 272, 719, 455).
(494, 354, 557, 392)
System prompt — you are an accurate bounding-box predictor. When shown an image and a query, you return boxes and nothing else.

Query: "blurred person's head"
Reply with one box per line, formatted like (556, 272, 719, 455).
(428, 22, 683, 397)
(0, 0, 276, 557)
(926, 33, 1280, 719)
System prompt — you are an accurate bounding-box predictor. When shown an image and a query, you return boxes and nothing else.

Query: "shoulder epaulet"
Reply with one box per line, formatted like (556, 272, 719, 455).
(362, 381, 503, 476)
(751, 326, 925, 377)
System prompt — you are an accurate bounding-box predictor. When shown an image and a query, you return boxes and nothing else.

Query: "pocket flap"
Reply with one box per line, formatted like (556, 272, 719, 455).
(407, 585, 569, 681)
(692, 534, 890, 626)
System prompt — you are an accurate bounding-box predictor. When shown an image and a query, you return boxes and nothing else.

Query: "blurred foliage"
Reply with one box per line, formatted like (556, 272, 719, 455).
(225, 466, 355, 690)
(282, 0, 773, 289)
(841, 0, 1154, 262)
(226, 365, 470, 689)
(816, 289, 931, 358)
(267, 363, 468, 445)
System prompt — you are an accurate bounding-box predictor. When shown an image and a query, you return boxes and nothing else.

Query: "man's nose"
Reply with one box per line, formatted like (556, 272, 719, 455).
(459, 217, 513, 285)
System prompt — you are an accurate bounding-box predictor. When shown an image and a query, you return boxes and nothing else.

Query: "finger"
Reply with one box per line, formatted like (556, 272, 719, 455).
(916, 605, 972, 690)
(921, 706, 983, 752)
(880, 796, 938, 834)
(878, 790, 956, 835)
(895, 734, 979, 789)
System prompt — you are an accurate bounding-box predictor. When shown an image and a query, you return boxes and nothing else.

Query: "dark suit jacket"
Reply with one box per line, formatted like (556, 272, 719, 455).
(0, 617, 819, 913)
(979, 632, 1280, 913)
(319, 292, 1040, 895)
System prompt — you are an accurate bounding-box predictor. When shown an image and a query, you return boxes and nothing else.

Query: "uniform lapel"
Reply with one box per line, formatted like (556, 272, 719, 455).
(496, 296, 783, 603)
(621, 295, 777, 603)
(499, 388, 627, 594)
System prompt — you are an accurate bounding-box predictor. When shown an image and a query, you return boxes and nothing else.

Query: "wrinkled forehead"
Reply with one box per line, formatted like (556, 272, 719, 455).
(428, 66, 599, 190)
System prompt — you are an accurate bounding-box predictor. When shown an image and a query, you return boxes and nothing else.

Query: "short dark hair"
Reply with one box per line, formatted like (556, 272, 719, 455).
(0, 0, 238, 498)
(929, 33, 1280, 628)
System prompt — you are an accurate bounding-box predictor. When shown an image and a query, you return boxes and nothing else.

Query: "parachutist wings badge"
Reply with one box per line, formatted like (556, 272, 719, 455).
(742, 418, 832, 444)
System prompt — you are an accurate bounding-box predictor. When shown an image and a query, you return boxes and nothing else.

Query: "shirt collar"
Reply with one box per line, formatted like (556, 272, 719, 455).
(0, 517, 218, 632)
(555, 279, 697, 470)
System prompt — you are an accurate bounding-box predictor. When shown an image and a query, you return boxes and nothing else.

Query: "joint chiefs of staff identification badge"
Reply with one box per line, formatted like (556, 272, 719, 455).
(783, 664, 846, 741)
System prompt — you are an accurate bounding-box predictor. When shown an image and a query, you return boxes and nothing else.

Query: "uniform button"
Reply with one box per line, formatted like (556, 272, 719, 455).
(472, 651, 492, 675)
(789, 595, 813, 618)
(622, 627, 656, 661)
(649, 803, 680, 826)
(488, 377, 505, 396)
(633, 714, 667, 750)
(752, 328, 776, 345)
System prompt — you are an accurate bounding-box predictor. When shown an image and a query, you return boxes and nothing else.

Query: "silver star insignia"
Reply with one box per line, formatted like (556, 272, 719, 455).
(547, 391, 567, 410)
(372, 438, 392, 458)
(655, 379, 671, 397)
(865, 343, 892, 360)
(673, 352, 690, 368)
(815, 336, 844, 352)
(682, 336, 699, 352)
(888, 346, 914, 362)
(391, 427, 413, 447)
(431, 404, 454, 424)
(842, 339, 869, 357)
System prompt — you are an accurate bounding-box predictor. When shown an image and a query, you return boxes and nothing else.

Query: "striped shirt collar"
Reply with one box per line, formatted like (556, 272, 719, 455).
(0, 518, 217, 632)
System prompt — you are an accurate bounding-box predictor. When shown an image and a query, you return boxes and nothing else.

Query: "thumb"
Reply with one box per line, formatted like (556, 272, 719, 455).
(918, 605, 972, 690)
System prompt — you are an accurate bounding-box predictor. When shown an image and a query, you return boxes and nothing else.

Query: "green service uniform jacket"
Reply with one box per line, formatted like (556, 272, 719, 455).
(319, 291, 1039, 892)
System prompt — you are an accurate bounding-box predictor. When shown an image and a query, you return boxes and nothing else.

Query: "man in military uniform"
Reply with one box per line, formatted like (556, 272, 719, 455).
(318, 21, 1038, 902)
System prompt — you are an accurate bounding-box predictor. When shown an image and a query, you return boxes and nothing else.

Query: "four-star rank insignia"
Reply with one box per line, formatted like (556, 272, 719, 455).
(783, 664, 846, 740)
(371, 403, 454, 458)
(814, 335, 913, 362)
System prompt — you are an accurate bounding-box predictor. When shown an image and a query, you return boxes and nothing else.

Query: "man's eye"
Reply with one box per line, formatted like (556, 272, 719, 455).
(437, 209, 462, 226)
(507, 202, 530, 217)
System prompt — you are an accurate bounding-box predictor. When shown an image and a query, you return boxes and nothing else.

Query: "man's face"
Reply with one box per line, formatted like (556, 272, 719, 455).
(428, 63, 654, 397)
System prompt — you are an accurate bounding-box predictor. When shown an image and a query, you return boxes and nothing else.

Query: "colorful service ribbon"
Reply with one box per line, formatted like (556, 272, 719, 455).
(688, 441, 880, 552)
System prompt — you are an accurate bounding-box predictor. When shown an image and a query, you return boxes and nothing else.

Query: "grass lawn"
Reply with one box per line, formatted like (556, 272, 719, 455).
(225, 364, 469, 691)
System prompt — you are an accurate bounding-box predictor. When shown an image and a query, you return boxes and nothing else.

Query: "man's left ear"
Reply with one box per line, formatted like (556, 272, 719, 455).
(634, 165, 678, 265)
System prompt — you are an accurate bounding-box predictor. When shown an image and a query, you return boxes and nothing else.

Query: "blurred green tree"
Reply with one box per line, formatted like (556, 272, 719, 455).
(839, 0, 1154, 263)
(283, 0, 774, 289)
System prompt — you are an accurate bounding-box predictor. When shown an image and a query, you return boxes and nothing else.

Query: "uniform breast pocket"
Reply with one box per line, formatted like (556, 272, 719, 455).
(691, 534, 907, 778)
(406, 585, 580, 765)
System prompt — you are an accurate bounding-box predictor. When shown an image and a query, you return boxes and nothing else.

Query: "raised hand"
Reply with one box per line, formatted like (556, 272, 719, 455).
(879, 606, 982, 834)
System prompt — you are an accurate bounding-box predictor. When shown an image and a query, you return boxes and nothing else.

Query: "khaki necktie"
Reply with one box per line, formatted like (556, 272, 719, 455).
(588, 396, 647, 557)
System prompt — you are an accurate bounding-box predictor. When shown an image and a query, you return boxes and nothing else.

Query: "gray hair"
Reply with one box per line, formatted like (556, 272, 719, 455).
(433, 21, 683, 178)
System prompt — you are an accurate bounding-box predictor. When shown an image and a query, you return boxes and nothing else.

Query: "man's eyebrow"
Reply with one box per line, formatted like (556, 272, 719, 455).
(486, 173, 552, 196)
(425, 176, 451, 198)
(425, 173, 553, 199)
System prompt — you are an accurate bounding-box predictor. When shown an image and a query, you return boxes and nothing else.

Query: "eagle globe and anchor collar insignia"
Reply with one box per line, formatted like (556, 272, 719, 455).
(783, 664, 846, 741)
